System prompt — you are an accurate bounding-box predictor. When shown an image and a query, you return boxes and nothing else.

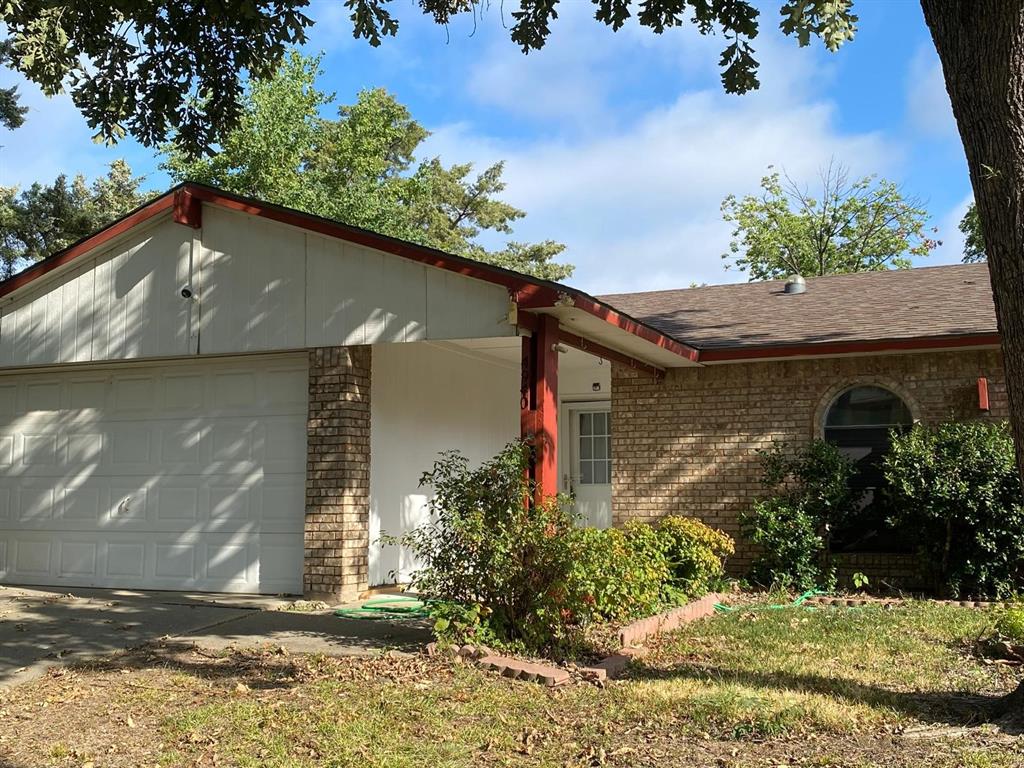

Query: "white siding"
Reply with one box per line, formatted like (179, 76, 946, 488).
(369, 341, 519, 585)
(0, 216, 193, 367)
(198, 206, 307, 355)
(305, 232, 427, 346)
(0, 204, 516, 370)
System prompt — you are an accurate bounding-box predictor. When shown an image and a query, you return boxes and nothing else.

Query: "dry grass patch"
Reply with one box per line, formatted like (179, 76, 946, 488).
(0, 602, 1021, 767)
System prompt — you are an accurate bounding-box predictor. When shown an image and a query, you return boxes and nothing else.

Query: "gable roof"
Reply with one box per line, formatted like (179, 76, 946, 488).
(599, 264, 999, 359)
(0, 183, 699, 370)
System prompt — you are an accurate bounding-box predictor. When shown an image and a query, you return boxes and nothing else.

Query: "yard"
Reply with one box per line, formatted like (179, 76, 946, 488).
(1, 601, 1022, 768)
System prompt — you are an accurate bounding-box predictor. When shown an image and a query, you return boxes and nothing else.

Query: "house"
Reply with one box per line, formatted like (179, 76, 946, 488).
(0, 184, 1005, 598)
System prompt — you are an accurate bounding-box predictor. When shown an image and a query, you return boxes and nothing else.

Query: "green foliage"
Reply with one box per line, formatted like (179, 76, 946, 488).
(387, 441, 577, 650)
(742, 497, 826, 592)
(959, 202, 986, 263)
(657, 516, 735, 598)
(391, 442, 734, 651)
(721, 162, 938, 280)
(996, 607, 1024, 643)
(884, 421, 1024, 598)
(344, 0, 857, 96)
(741, 440, 862, 591)
(161, 53, 571, 280)
(0, 40, 27, 129)
(559, 522, 671, 626)
(852, 572, 870, 590)
(0, 160, 148, 278)
(0, 1, 312, 154)
(427, 600, 502, 649)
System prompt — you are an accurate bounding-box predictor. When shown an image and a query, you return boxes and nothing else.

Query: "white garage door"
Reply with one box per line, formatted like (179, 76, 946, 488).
(0, 355, 308, 594)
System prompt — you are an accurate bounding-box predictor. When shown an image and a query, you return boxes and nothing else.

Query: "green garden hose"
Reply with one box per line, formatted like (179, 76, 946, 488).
(713, 589, 827, 613)
(334, 594, 431, 620)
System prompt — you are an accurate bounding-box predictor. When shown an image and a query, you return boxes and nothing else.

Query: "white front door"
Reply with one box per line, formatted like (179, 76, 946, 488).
(562, 403, 612, 528)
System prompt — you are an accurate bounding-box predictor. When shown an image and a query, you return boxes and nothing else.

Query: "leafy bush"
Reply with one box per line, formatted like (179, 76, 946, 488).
(657, 516, 734, 598)
(996, 607, 1024, 643)
(884, 421, 1024, 598)
(741, 440, 862, 591)
(388, 441, 575, 649)
(742, 497, 826, 592)
(559, 522, 671, 625)
(392, 443, 735, 652)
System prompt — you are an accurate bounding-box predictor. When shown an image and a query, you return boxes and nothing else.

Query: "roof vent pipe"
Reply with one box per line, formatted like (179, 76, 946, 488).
(784, 274, 806, 295)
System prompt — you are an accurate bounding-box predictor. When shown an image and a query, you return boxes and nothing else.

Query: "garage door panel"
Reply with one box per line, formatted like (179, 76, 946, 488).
(0, 356, 307, 593)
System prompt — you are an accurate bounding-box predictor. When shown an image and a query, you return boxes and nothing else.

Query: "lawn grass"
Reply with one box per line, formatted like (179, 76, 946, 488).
(1, 601, 1021, 767)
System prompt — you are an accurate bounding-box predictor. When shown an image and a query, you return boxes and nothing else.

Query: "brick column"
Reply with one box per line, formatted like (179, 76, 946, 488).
(304, 346, 371, 602)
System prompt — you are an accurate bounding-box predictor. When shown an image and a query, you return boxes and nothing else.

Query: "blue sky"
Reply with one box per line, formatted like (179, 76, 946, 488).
(0, 0, 972, 294)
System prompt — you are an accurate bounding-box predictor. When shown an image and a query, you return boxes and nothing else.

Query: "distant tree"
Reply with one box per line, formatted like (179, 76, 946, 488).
(0, 1, 312, 155)
(721, 162, 938, 280)
(0, 160, 148, 278)
(161, 53, 571, 280)
(0, 40, 27, 130)
(959, 202, 986, 263)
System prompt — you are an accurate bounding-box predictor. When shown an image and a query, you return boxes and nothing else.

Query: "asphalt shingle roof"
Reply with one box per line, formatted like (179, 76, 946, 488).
(598, 264, 997, 350)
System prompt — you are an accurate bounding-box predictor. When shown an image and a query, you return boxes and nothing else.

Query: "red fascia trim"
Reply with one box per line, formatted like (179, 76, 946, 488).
(698, 333, 1002, 362)
(0, 193, 176, 300)
(557, 329, 664, 378)
(516, 292, 699, 363)
(573, 295, 700, 363)
(173, 187, 202, 228)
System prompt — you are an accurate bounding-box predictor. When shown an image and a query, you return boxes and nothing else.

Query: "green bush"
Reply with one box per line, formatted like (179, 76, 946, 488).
(559, 522, 671, 625)
(657, 516, 735, 598)
(391, 444, 736, 652)
(387, 441, 575, 650)
(996, 607, 1024, 643)
(884, 420, 1024, 598)
(740, 440, 861, 591)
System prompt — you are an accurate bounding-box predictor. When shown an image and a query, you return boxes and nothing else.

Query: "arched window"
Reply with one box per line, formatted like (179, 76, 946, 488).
(824, 385, 913, 489)
(824, 385, 914, 552)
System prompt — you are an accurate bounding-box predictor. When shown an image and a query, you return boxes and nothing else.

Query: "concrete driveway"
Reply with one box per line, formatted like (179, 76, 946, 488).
(0, 585, 430, 688)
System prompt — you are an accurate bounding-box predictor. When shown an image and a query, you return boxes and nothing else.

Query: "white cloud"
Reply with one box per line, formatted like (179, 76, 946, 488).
(425, 34, 896, 294)
(929, 193, 974, 266)
(0, 71, 152, 189)
(905, 44, 957, 139)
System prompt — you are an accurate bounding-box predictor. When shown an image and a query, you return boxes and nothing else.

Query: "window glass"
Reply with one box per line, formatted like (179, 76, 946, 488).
(825, 386, 912, 428)
(824, 385, 913, 553)
(577, 409, 611, 486)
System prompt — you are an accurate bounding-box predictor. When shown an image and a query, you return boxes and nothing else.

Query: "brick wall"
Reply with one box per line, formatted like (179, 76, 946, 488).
(611, 349, 1007, 577)
(304, 346, 371, 601)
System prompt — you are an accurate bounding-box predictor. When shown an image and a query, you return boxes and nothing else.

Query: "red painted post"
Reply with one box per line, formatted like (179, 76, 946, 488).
(520, 314, 559, 503)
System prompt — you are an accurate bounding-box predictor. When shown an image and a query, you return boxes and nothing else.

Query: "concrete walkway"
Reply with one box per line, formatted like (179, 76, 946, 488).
(0, 586, 430, 688)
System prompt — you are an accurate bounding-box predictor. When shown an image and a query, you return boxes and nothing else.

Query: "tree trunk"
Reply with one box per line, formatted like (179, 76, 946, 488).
(920, 0, 1024, 718)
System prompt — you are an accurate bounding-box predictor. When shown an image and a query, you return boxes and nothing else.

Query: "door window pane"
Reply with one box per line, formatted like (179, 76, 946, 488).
(576, 409, 611, 486)
(580, 436, 593, 460)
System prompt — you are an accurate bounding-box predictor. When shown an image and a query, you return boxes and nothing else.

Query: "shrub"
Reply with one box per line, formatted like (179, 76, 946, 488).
(656, 516, 734, 598)
(388, 441, 576, 649)
(742, 497, 826, 592)
(740, 440, 861, 591)
(997, 607, 1024, 643)
(392, 444, 736, 652)
(559, 522, 671, 626)
(884, 420, 1024, 598)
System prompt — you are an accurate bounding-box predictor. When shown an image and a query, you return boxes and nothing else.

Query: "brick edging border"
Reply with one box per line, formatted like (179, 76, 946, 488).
(617, 592, 725, 648)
